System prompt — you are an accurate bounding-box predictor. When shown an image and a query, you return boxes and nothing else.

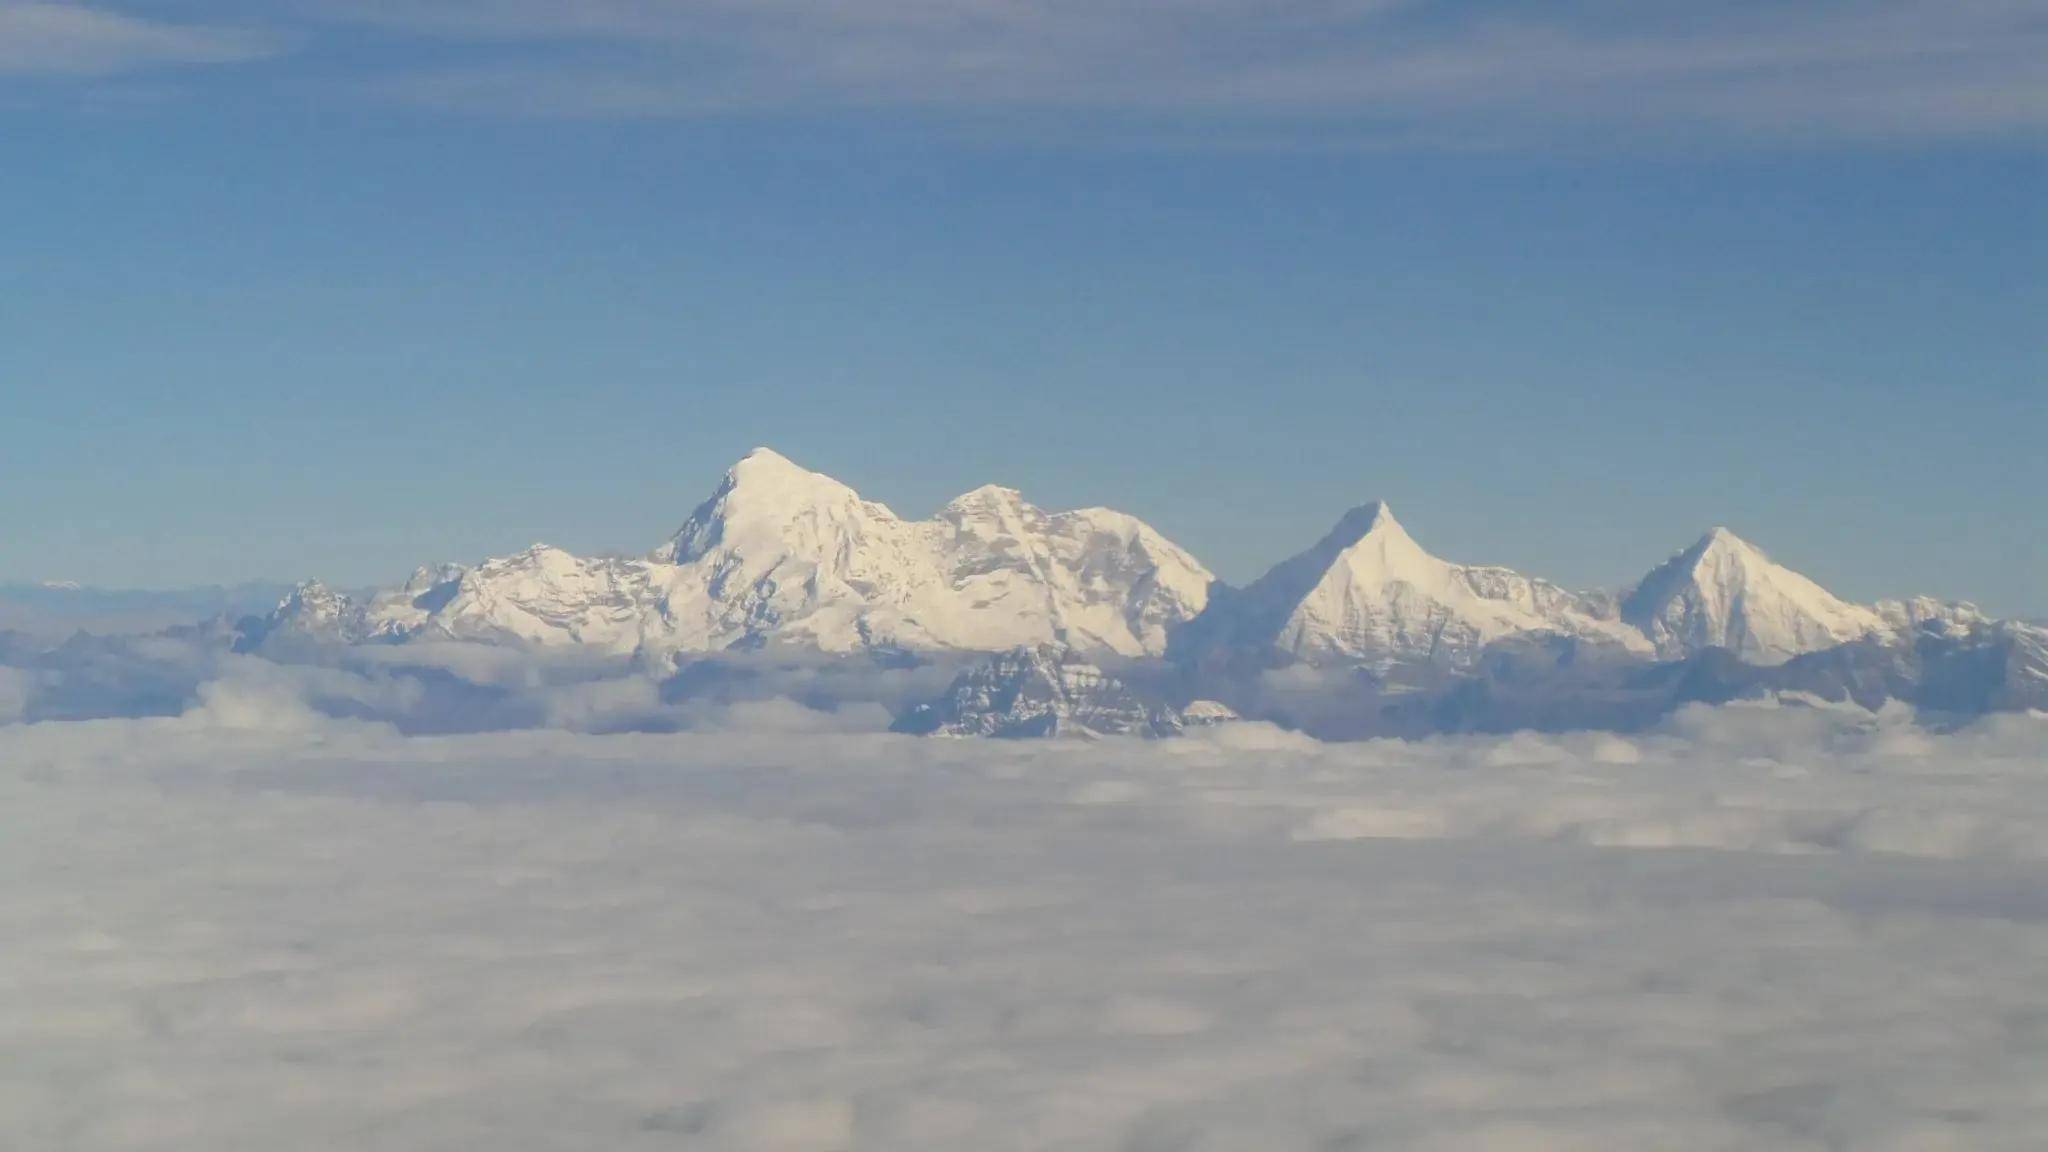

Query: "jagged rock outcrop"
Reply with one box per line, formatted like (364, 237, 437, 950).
(893, 646, 1183, 738)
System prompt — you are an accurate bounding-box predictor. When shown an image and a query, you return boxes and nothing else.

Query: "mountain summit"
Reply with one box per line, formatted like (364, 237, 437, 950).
(1622, 528, 1884, 664)
(639, 449, 1213, 656)
(1182, 502, 1646, 670)
(249, 449, 1212, 662)
(655, 447, 882, 567)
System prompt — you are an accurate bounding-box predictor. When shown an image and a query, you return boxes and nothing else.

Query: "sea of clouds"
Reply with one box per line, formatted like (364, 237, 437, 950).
(5, 664, 2048, 1150)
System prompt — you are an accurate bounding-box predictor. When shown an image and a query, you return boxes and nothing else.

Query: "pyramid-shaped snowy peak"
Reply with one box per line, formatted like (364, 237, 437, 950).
(1621, 527, 1884, 664)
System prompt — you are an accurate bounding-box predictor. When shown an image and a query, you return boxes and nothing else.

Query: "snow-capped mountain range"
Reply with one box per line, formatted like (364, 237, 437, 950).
(245, 447, 2007, 686)
(244, 448, 1212, 663)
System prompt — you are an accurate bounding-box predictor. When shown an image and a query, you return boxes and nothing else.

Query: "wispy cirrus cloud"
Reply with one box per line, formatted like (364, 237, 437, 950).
(10, 0, 2048, 144)
(307, 0, 2048, 143)
(0, 1, 280, 76)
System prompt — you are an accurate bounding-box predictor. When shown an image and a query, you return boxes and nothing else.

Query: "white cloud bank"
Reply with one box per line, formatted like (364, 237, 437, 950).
(5, 697, 2048, 1148)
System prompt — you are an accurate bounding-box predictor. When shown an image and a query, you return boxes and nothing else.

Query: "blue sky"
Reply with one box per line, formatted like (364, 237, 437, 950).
(2, 0, 2043, 614)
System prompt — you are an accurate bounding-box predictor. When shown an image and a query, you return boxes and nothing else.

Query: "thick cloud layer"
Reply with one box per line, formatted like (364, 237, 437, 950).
(4, 698, 2047, 1149)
